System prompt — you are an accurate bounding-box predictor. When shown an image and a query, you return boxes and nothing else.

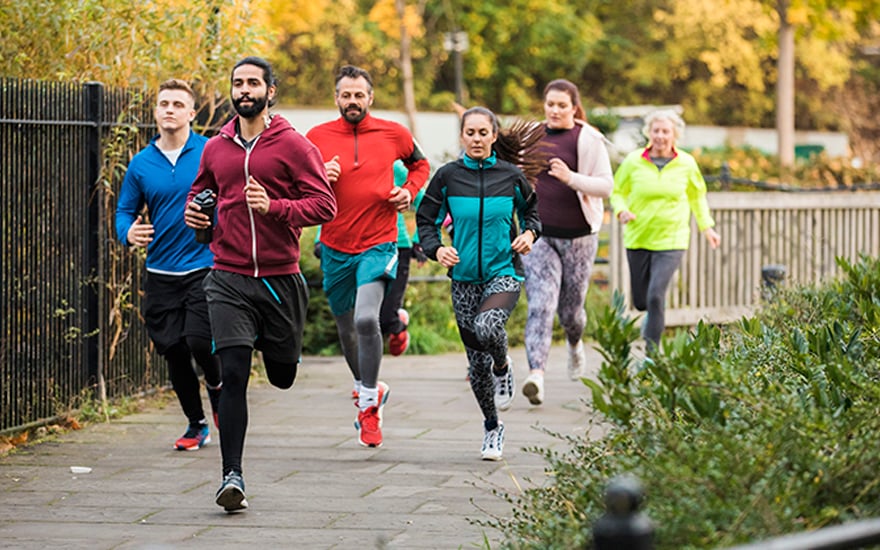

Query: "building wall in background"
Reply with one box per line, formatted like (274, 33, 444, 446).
(278, 108, 850, 171)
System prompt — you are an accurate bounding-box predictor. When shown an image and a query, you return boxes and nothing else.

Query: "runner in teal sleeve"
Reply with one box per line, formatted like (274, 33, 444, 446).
(381, 159, 428, 356)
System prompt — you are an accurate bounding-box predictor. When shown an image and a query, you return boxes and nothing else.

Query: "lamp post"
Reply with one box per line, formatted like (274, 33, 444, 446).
(443, 30, 468, 105)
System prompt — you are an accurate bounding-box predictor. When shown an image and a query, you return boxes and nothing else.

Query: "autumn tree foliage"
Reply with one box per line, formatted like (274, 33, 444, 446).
(3, 0, 880, 161)
(1, 0, 272, 127)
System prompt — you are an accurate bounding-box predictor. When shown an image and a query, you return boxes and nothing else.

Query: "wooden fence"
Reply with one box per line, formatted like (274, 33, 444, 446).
(608, 191, 880, 326)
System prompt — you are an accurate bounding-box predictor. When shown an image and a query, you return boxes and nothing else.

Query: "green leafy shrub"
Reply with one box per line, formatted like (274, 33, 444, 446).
(489, 254, 880, 549)
(588, 110, 621, 137)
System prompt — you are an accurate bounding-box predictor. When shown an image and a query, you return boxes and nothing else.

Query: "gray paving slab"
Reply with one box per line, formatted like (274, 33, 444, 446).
(0, 345, 602, 548)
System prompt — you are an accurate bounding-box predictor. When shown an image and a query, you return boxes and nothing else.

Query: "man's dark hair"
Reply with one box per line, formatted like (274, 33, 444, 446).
(231, 56, 277, 107)
(335, 65, 373, 93)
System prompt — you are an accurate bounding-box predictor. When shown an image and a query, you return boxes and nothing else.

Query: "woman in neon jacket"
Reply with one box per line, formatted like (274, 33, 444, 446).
(610, 109, 721, 351)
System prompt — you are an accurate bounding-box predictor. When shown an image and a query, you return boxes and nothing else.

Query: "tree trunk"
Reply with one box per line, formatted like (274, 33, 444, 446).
(395, 0, 418, 140)
(776, 2, 795, 168)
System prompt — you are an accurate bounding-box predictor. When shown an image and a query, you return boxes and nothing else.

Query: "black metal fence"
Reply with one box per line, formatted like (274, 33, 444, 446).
(708, 161, 880, 191)
(1, 78, 161, 434)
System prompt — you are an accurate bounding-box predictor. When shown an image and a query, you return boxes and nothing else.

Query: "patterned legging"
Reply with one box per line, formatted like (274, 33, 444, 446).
(451, 276, 521, 426)
(522, 234, 598, 372)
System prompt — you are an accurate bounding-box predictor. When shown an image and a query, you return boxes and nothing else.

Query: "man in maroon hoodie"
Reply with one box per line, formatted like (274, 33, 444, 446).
(185, 57, 336, 513)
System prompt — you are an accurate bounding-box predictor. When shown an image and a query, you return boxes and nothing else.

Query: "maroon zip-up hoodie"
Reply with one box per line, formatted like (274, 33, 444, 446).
(188, 114, 336, 277)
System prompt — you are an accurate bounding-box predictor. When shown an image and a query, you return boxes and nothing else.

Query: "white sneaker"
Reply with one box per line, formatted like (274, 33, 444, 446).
(522, 371, 545, 406)
(568, 340, 586, 381)
(493, 356, 515, 411)
(481, 422, 505, 461)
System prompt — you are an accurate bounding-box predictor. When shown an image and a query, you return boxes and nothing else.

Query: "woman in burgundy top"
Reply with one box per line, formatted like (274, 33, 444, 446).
(521, 79, 614, 406)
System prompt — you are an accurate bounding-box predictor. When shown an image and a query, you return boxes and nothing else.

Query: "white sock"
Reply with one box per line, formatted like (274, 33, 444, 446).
(353, 379, 362, 395)
(358, 386, 379, 410)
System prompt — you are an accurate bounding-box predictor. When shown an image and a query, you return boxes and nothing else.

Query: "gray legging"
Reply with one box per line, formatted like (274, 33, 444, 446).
(626, 248, 685, 349)
(334, 280, 385, 389)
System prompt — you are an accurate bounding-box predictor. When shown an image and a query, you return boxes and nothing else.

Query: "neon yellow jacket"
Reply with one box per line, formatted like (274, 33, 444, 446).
(610, 147, 714, 250)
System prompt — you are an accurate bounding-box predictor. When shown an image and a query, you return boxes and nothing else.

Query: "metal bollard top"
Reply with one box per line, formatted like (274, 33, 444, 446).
(604, 475, 645, 515)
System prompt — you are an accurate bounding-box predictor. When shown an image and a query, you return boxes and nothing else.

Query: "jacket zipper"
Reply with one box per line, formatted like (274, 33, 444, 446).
(353, 126, 359, 167)
(477, 161, 485, 281)
(230, 133, 262, 277)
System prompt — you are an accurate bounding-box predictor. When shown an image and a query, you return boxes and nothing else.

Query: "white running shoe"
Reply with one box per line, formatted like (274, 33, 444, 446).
(481, 422, 505, 461)
(522, 371, 545, 406)
(568, 340, 586, 381)
(493, 356, 515, 411)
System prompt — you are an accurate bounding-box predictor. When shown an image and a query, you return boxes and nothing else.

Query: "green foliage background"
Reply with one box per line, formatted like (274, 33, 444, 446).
(5, 0, 879, 145)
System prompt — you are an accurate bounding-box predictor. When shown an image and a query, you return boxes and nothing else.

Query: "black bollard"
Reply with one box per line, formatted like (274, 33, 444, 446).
(592, 475, 654, 550)
(761, 264, 787, 300)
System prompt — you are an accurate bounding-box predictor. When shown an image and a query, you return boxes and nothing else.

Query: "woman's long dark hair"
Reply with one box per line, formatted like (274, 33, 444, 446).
(543, 79, 586, 121)
(461, 107, 547, 186)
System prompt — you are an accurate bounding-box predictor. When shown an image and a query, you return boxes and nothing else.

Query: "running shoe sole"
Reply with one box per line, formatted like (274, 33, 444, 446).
(216, 484, 248, 512)
(522, 379, 543, 406)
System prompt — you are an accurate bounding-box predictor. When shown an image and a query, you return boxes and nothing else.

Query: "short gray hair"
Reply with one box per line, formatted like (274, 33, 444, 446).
(642, 109, 685, 141)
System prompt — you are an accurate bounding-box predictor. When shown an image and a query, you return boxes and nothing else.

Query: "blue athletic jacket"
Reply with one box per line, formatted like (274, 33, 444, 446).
(115, 131, 213, 274)
(416, 154, 541, 284)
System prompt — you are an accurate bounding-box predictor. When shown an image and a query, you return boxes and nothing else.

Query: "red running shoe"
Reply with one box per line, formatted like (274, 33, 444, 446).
(388, 309, 410, 356)
(174, 423, 210, 451)
(355, 382, 389, 447)
(356, 406, 382, 447)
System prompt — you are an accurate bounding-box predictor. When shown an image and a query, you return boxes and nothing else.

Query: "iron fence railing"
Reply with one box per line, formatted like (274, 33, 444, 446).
(1, 78, 159, 433)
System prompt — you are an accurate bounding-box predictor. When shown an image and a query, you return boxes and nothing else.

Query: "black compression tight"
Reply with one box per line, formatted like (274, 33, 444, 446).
(164, 342, 205, 425)
(216, 346, 298, 475)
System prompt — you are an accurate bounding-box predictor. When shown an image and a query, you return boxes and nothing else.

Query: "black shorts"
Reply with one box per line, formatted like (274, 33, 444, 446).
(143, 268, 212, 355)
(203, 270, 309, 362)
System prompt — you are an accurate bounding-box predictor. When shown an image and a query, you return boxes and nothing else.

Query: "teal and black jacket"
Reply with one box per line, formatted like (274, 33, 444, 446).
(416, 153, 541, 284)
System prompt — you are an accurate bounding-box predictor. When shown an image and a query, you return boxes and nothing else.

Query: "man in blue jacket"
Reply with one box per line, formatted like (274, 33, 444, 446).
(115, 79, 222, 452)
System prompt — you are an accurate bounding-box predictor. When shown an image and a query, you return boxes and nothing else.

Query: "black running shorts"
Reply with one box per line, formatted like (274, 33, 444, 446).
(202, 270, 308, 362)
(143, 268, 212, 355)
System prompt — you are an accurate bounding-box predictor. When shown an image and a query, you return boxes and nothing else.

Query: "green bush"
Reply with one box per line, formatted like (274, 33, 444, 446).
(587, 110, 621, 137)
(488, 254, 880, 549)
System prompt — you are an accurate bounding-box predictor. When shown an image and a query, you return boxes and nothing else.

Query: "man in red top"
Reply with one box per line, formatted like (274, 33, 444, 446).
(185, 56, 336, 512)
(306, 65, 429, 449)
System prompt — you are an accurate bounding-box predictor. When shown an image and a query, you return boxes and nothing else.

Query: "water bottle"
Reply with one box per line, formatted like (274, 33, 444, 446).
(192, 189, 216, 244)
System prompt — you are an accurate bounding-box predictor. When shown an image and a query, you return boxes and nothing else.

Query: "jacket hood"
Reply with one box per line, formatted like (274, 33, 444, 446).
(218, 113, 295, 142)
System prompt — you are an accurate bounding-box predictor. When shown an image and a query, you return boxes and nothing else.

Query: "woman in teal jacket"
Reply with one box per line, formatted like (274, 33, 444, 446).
(417, 107, 541, 461)
(610, 109, 721, 351)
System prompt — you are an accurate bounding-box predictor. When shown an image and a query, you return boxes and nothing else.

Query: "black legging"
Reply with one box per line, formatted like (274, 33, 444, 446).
(626, 248, 685, 349)
(379, 247, 412, 336)
(216, 345, 299, 476)
(164, 336, 221, 425)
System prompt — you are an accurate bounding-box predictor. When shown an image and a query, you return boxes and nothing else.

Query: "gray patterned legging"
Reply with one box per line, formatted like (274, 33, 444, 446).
(451, 276, 521, 428)
(522, 234, 598, 372)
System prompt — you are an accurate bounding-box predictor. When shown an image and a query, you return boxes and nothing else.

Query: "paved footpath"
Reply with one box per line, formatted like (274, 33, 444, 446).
(0, 345, 601, 549)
